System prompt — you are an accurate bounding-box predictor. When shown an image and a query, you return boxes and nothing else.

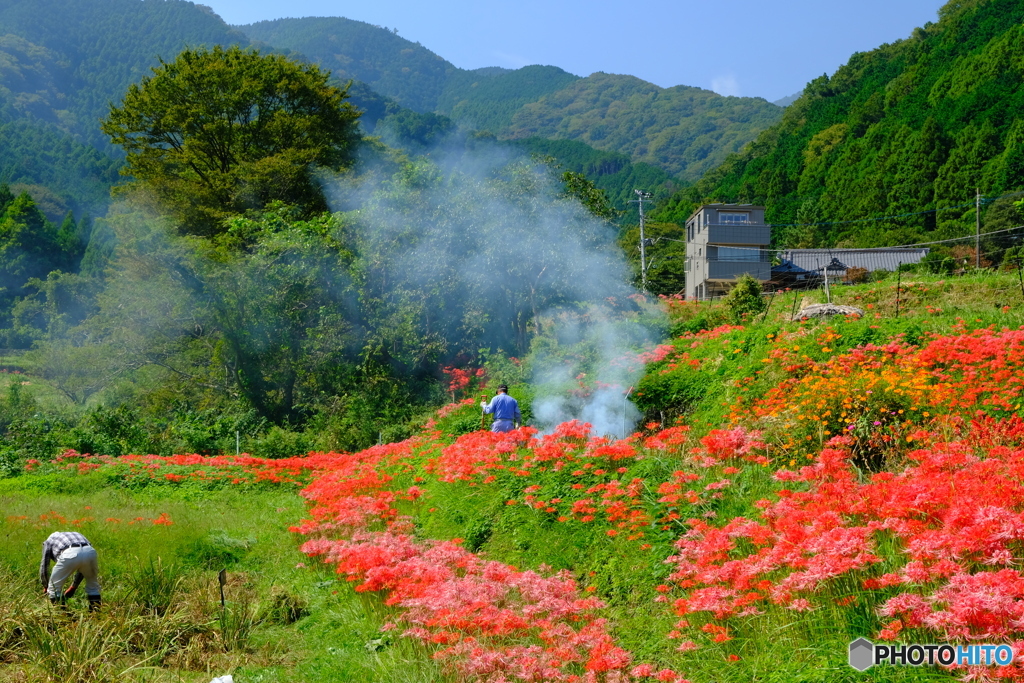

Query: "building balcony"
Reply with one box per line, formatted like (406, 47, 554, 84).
(706, 260, 772, 281)
(706, 253, 771, 263)
(704, 223, 770, 245)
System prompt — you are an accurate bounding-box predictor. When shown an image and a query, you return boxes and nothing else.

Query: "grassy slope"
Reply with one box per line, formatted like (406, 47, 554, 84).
(646, 269, 1024, 430)
(357, 269, 1024, 681)
(0, 474, 448, 682)
(3, 269, 1024, 681)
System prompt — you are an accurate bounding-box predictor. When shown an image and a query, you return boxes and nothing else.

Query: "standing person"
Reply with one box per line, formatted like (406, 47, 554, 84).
(481, 384, 521, 433)
(40, 531, 101, 610)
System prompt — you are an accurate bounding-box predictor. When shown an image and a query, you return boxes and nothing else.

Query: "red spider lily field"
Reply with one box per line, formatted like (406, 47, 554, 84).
(5, 272, 1024, 682)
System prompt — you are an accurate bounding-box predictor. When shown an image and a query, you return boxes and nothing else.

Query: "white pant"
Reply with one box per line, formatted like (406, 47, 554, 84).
(47, 546, 100, 598)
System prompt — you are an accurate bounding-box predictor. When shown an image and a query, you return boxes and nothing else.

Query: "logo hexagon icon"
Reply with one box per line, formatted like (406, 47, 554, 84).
(849, 638, 874, 671)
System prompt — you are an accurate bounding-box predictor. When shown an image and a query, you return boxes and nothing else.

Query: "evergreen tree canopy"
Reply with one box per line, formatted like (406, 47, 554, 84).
(0, 192, 66, 325)
(102, 46, 361, 236)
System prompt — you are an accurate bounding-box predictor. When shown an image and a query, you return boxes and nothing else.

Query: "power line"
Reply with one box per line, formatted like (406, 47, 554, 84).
(767, 189, 1024, 229)
(886, 225, 1024, 250)
(655, 224, 1024, 254)
(643, 189, 1024, 251)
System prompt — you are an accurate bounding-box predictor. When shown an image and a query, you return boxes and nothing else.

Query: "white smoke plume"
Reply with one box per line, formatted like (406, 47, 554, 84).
(325, 142, 663, 438)
(530, 309, 651, 438)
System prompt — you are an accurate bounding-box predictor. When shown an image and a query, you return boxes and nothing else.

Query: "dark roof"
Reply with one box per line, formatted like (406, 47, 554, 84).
(778, 248, 930, 274)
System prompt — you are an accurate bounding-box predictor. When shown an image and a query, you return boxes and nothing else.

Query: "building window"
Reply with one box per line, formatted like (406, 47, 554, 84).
(719, 212, 750, 224)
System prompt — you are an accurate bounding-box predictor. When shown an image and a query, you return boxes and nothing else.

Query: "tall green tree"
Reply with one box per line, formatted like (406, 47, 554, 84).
(0, 193, 62, 317)
(198, 208, 363, 423)
(559, 171, 619, 221)
(102, 45, 361, 236)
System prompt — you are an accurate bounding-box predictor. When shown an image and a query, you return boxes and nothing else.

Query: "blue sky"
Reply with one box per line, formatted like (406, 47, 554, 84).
(205, 0, 948, 102)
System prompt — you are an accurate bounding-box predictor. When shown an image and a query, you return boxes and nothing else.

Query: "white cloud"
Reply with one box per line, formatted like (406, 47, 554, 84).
(711, 73, 741, 97)
(492, 50, 531, 69)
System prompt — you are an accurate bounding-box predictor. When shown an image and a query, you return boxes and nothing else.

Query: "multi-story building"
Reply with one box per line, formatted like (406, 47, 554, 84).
(685, 204, 771, 299)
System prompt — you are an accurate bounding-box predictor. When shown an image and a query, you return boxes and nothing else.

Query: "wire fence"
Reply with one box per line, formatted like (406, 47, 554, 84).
(762, 247, 1024, 322)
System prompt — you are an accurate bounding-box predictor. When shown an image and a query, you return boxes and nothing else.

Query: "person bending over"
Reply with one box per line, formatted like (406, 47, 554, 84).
(481, 384, 521, 433)
(40, 530, 101, 610)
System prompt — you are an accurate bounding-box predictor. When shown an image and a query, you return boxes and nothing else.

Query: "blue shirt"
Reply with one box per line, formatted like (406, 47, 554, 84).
(484, 393, 521, 422)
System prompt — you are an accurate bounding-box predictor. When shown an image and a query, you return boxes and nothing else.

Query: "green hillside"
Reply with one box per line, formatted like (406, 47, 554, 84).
(239, 16, 456, 112)
(0, 0, 253, 213)
(436, 65, 581, 133)
(510, 136, 680, 209)
(0, 2, 411, 215)
(662, 0, 1024, 250)
(239, 17, 580, 125)
(506, 73, 784, 180)
(0, 119, 119, 219)
(0, 0, 249, 148)
(236, 17, 782, 181)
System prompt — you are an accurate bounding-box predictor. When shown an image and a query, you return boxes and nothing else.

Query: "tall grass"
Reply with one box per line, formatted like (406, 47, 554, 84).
(0, 480, 453, 682)
(125, 556, 183, 617)
(0, 564, 261, 681)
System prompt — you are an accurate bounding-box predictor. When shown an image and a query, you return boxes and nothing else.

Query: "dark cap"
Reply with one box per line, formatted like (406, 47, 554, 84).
(497, 384, 509, 392)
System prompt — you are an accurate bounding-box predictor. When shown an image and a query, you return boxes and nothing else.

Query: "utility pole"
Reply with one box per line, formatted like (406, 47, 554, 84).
(821, 262, 832, 304)
(633, 190, 654, 290)
(896, 263, 902, 317)
(976, 188, 982, 269)
(1016, 257, 1024, 301)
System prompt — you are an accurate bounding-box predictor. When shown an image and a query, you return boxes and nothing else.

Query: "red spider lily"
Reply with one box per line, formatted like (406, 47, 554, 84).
(47, 324, 1024, 681)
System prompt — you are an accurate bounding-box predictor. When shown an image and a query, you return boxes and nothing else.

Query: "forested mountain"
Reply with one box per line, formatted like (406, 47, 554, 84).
(240, 16, 457, 113)
(0, 0, 251, 215)
(0, 0, 248, 149)
(656, 0, 1024, 250)
(236, 17, 781, 181)
(436, 65, 580, 133)
(0, 1, 420, 216)
(0, 120, 119, 221)
(772, 91, 803, 107)
(509, 137, 679, 208)
(240, 17, 583, 120)
(505, 73, 783, 180)
(0, 2, 672, 216)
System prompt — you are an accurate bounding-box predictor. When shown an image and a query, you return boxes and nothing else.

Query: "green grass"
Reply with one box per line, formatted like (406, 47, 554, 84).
(0, 368, 74, 413)
(3, 269, 1019, 682)
(383, 270, 1024, 681)
(0, 475, 450, 682)
(396, 444, 955, 682)
(643, 268, 1024, 435)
